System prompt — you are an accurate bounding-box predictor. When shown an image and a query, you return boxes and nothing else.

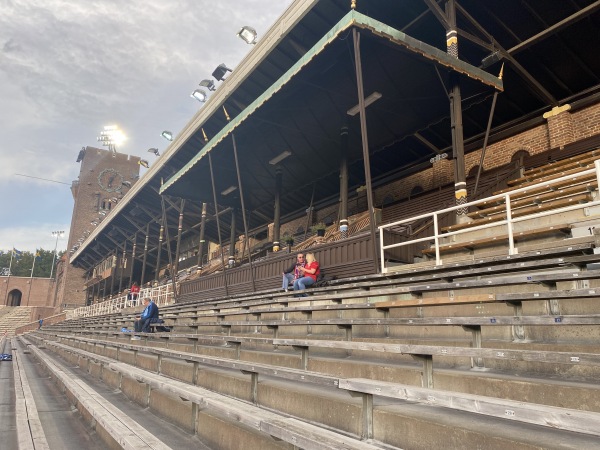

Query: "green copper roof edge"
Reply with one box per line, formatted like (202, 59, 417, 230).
(161, 10, 503, 195)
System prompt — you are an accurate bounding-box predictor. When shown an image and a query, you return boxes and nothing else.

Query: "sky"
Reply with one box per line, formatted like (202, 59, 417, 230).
(0, 0, 294, 253)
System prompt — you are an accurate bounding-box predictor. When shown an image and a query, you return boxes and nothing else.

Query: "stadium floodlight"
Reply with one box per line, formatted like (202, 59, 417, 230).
(191, 89, 207, 103)
(199, 79, 216, 91)
(212, 63, 232, 81)
(237, 26, 257, 45)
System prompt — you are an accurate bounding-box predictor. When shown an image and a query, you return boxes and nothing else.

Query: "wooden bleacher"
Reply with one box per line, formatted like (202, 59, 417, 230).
(12, 141, 600, 449)
(417, 147, 600, 259)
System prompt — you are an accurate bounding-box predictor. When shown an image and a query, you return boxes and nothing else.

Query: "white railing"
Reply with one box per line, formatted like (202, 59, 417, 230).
(379, 160, 600, 273)
(71, 283, 176, 318)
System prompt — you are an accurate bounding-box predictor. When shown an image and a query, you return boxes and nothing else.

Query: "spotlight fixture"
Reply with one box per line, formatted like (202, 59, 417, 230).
(199, 79, 216, 91)
(268, 150, 292, 165)
(191, 89, 207, 103)
(212, 63, 232, 82)
(139, 159, 149, 168)
(237, 26, 258, 45)
(221, 185, 238, 196)
(147, 148, 160, 157)
(347, 92, 382, 116)
(161, 131, 173, 141)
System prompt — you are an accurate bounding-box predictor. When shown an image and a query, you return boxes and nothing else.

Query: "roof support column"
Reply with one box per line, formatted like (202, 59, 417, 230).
(339, 123, 349, 239)
(84, 285, 91, 307)
(352, 27, 380, 273)
(110, 248, 117, 297)
(92, 280, 99, 306)
(174, 199, 185, 276)
(102, 276, 108, 304)
(208, 152, 230, 297)
(118, 241, 126, 294)
(197, 203, 207, 269)
(129, 233, 137, 286)
(140, 223, 150, 287)
(231, 121, 256, 291)
(161, 196, 178, 302)
(446, 0, 468, 217)
(154, 222, 164, 285)
(228, 209, 236, 268)
(273, 167, 282, 252)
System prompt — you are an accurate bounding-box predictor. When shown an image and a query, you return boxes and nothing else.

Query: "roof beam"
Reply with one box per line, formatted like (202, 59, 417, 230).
(414, 133, 441, 154)
(455, 2, 557, 106)
(422, 0, 450, 29)
(508, 1, 600, 56)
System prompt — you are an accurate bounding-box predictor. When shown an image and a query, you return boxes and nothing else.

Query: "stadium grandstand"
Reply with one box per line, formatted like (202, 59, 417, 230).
(4, 1, 600, 448)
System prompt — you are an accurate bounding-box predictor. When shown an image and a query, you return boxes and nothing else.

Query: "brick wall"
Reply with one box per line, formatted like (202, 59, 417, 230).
(57, 147, 141, 307)
(372, 101, 600, 207)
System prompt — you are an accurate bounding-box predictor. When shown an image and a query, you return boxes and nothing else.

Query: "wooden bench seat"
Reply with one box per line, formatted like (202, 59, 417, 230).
(468, 184, 597, 218)
(506, 163, 598, 189)
(423, 223, 572, 255)
(442, 193, 592, 233)
(44, 334, 600, 438)
(19, 337, 173, 450)
(11, 340, 50, 450)
(29, 336, 388, 450)
(509, 152, 600, 185)
(495, 169, 597, 197)
(339, 378, 600, 438)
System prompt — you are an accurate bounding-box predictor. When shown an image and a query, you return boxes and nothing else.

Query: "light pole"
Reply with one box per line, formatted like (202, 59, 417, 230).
(50, 231, 64, 279)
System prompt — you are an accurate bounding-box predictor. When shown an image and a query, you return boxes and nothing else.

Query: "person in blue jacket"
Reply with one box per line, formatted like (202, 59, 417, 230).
(134, 297, 159, 333)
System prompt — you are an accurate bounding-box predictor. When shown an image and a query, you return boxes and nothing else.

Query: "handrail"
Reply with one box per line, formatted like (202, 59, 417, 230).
(70, 283, 176, 319)
(379, 160, 600, 272)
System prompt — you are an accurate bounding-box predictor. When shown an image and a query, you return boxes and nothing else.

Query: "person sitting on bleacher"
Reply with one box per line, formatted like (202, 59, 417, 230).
(134, 297, 159, 333)
(282, 253, 305, 292)
(293, 253, 320, 297)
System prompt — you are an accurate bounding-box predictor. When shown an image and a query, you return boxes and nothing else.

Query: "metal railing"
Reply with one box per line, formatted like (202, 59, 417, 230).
(379, 160, 600, 272)
(71, 283, 176, 318)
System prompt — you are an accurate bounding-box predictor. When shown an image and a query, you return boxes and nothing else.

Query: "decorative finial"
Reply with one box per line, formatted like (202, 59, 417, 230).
(498, 63, 505, 80)
(202, 128, 208, 143)
(223, 105, 231, 122)
(351, 0, 356, 9)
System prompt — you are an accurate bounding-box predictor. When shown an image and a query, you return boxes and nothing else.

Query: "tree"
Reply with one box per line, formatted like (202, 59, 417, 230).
(0, 249, 65, 278)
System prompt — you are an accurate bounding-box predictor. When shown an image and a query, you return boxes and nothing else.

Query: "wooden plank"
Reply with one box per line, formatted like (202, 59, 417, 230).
(272, 338, 600, 366)
(11, 341, 50, 450)
(38, 338, 382, 450)
(261, 418, 383, 450)
(338, 378, 600, 437)
(422, 222, 572, 255)
(20, 338, 173, 450)
(375, 294, 495, 309)
(512, 151, 600, 183)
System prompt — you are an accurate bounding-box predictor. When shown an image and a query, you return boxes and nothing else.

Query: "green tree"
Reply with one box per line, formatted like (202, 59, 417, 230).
(0, 248, 65, 278)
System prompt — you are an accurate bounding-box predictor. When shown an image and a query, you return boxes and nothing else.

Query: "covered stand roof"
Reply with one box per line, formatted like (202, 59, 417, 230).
(71, 0, 600, 272)
(160, 11, 502, 215)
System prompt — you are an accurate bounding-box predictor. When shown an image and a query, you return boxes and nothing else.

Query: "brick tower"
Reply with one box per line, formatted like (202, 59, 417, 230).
(55, 147, 140, 309)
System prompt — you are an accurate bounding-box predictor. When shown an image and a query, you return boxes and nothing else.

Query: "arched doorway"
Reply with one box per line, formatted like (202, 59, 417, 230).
(7, 289, 22, 306)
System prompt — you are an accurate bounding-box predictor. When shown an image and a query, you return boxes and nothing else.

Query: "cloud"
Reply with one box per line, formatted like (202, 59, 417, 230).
(0, 0, 293, 252)
(0, 223, 70, 253)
